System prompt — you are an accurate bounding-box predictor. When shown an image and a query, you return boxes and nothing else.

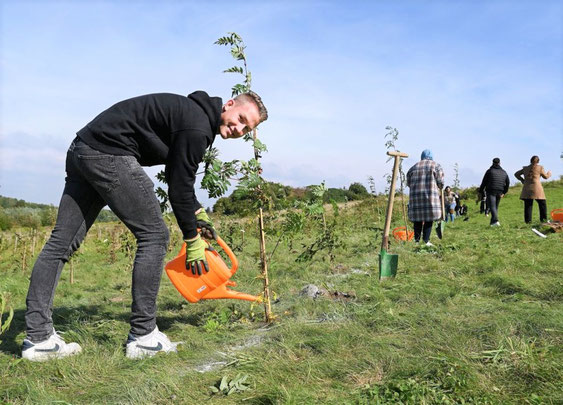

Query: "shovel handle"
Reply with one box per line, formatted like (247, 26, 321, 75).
(387, 151, 409, 158)
(441, 190, 445, 221)
(381, 152, 409, 250)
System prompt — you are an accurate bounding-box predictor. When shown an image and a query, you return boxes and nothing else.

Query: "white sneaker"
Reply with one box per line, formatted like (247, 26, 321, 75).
(22, 331, 82, 362)
(425, 242, 434, 247)
(126, 326, 182, 359)
(491, 222, 501, 227)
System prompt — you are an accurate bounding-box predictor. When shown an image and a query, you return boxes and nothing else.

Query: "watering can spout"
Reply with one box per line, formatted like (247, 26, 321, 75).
(204, 285, 259, 301)
(165, 236, 258, 303)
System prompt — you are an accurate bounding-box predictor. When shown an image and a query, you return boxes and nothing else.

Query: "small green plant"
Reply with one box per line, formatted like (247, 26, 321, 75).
(453, 162, 461, 192)
(0, 293, 14, 339)
(209, 373, 251, 396)
(272, 209, 306, 257)
(296, 183, 342, 263)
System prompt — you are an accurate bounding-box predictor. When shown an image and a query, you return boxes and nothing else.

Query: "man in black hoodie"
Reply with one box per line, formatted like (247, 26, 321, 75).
(22, 91, 268, 361)
(478, 157, 510, 227)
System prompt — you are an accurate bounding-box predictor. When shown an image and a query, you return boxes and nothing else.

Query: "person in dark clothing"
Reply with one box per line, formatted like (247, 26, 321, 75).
(477, 189, 490, 216)
(478, 157, 510, 226)
(454, 193, 461, 217)
(22, 91, 268, 361)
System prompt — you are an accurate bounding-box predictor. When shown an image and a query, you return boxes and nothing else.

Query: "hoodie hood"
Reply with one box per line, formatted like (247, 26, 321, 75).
(421, 149, 433, 160)
(188, 91, 223, 142)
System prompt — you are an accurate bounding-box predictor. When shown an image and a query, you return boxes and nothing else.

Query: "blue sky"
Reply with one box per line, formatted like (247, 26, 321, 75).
(1, 0, 562, 208)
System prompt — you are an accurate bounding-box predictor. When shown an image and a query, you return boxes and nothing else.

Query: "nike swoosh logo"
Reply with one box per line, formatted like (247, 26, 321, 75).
(35, 343, 60, 352)
(136, 342, 163, 351)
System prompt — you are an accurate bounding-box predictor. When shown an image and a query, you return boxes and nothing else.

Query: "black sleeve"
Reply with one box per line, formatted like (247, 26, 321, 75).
(503, 173, 510, 194)
(166, 129, 207, 240)
(479, 170, 489, 193)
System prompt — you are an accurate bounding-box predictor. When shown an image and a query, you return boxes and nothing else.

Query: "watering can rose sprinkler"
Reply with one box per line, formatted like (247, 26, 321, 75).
(379, 150, 409, 280)
(165, 232, 259, 303)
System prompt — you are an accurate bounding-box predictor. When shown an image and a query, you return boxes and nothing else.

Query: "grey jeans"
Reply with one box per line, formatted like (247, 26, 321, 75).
(486, 193, 502, 225)
(25, 137, 169, 342)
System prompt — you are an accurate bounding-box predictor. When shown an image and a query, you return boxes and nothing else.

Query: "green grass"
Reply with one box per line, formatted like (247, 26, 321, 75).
(1, 180, 562, 404)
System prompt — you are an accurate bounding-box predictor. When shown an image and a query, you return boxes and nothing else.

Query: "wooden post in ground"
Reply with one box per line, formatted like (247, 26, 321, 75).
(31, 229, 37, 256)
(21, 240, 27, 272)
(258, 208, 273, 322)
(382, 151, 409, 251)
(252, 126, 273, 323)
(70, 257, 75, 284)
(398, 169, 410, 239)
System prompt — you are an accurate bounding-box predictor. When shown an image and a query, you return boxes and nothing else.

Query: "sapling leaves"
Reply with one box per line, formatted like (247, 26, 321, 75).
(231, 83, 249, 97)
(201, 32, 267, 204)
(224, 66, 244, 74)
(209, 373, 251, 396)
(0, 293, 14, 336)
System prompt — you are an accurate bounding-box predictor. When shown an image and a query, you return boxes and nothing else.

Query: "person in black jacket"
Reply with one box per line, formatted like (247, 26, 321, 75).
(22, 91, 268, 361)
(478, 157, 510, 227)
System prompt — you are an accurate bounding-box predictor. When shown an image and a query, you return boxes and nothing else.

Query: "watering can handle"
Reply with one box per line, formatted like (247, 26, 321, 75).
(214, 236, 239, 275)
(178, 236, 239, 275)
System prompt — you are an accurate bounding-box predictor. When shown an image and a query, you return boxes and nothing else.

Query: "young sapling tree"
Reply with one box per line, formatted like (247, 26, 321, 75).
(213, 32, 273, 322)
(384, 126, 409, 238)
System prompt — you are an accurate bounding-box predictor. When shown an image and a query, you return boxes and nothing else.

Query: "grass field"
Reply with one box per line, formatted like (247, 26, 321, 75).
(1, 180, 562, 404)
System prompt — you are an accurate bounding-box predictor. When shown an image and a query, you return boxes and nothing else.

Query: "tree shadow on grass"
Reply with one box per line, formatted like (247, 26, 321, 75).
(0, 305, 105, 356)
(0, 304, 204, 356)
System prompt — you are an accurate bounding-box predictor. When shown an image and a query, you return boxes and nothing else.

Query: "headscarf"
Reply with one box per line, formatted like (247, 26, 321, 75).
(421, 149, 433, 160)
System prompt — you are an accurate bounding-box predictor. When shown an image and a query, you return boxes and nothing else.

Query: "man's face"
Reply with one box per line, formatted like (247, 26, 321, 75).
(218, 99, 261, 139)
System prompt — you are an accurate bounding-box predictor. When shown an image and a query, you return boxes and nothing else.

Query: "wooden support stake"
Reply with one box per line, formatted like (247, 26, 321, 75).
(31, 229, 37, 256)
(22, 242, 27, 272)
(381, 151, 409, 251)
(70, 258, 74, 284)
(258, 208, 273, 322)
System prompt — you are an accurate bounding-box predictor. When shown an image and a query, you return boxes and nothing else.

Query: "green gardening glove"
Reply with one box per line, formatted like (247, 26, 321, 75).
(185, 234, 209, 276)
(196, 208, 217, 240)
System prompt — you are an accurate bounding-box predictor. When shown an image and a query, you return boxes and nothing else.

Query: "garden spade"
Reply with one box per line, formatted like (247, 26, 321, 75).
(380, 150, 409, 280)
(436, 190, 445, 239)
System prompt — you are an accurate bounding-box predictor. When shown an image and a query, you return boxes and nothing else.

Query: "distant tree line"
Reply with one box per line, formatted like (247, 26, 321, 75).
(0, 195, 118, 230)
(213, 181, 370, 216)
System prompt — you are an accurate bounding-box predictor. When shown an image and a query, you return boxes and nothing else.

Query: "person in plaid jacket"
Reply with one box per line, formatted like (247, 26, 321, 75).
(406, 149, 444, 245)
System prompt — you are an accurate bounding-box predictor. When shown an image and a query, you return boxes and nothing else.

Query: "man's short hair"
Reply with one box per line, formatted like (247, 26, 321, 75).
(234, 91, 268, 123)
(492, 157, 500, 164)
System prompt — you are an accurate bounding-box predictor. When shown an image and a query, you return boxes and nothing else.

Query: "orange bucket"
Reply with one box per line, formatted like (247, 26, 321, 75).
(392, 226, 414, 241)
(551, 209, 563, 222)
(165, 236, 258, 303)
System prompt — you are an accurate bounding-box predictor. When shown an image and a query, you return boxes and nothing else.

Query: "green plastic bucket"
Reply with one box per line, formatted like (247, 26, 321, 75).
(379, 249, 398, 280)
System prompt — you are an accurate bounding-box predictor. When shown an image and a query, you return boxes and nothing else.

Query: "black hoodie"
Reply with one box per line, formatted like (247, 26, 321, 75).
(479, 164, 510, 195)
(77, 91, 222, 239)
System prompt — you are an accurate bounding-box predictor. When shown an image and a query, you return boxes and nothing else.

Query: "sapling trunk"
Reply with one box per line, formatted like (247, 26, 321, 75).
(214, 32, 273, 322)
(253, 128, 273, 323)
(70, 257, 74, 284)
(21, 241, 27, 272)
(399, 167, 409, 238)
(258, 208, 273, 322)
(31, 229, 37, 256)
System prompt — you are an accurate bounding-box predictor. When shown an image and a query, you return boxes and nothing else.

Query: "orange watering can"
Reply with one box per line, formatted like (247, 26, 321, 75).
(551, 208, 563, 222)
(165, 236, 258, 303)
(392, 226, 414, 241)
